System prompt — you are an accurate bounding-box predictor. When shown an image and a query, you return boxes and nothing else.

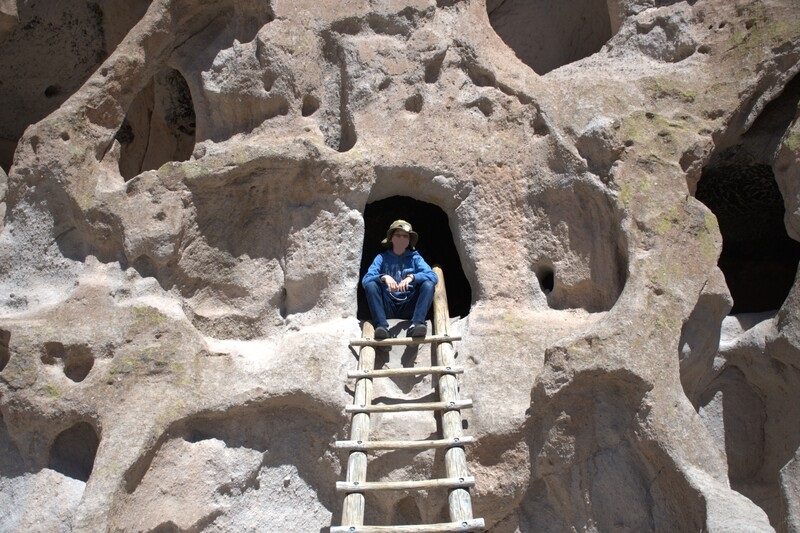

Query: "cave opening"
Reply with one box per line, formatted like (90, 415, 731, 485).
(116, 68, 196, 181)
(487, 0, 614, 75)
(358, 196, 472, 322)
(695, 73, 800, 315)
(42, 342, 94, 383)
(48, 421, 100, 482)
(0, 329, 9, 372)
(696, 157, 800, 314)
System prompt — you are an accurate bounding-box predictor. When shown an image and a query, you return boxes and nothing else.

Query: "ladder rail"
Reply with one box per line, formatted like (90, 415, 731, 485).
(432, 266, 476, 524)
(341, 321, 377, 527)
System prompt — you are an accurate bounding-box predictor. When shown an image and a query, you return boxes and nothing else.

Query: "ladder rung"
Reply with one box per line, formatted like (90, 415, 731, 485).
(349, 334, 461, 347)
(336, 435, 475, 451)
(337, 476, 475, 492)
(330, 518, 486, 532)
(346, 399, 472, 414)
(348, 366, 464, 379)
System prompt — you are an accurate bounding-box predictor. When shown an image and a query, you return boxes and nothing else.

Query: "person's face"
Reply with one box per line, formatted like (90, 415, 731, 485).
(391, 230, 410, 250)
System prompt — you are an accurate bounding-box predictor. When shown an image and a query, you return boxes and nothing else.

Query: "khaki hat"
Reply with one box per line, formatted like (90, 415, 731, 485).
(381, 219, 419, 248)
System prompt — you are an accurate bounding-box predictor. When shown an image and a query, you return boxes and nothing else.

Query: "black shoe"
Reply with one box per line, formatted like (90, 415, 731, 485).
(374, 326, 391, 340)
(408, 323, 427, 338)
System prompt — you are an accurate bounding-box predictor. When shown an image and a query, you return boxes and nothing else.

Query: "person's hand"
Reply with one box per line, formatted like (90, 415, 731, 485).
(382, 275, 399, 291)
(397, 276, 412, 292)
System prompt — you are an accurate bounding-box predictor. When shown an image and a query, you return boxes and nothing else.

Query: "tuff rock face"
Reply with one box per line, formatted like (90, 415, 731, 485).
(1, 0, 800, 531)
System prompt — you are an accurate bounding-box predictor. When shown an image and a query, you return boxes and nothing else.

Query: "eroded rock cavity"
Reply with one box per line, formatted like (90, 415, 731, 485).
(1, 0, 799, 531)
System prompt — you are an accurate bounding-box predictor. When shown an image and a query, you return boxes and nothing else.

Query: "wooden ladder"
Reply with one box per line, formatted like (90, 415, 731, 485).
(332, 267, 485, 533)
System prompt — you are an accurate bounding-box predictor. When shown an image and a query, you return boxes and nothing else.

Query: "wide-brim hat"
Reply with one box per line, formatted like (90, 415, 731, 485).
(381, 219, 419, 248)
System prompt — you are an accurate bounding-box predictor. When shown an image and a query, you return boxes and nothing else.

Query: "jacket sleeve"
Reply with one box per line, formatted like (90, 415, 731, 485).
(411, 252, 439, 285)
(361, 253, 385, 286)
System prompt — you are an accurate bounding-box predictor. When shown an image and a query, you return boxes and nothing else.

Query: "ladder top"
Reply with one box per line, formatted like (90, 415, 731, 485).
(349, 334, 461, 347)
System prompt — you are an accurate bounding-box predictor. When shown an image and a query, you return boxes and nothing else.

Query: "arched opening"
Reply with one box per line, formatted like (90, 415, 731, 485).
(487, 0, 614, 75)
(696, 157, 800, 313)
(48, 422, 100, 482)
(117, 68, 196, 181)
(694, 74, 800, 314)
(358, 197, 471, 322)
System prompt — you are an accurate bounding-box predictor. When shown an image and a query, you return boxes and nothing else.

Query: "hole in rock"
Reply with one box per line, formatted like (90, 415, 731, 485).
(132, 255, 158, 280)
(302, 94, 320, 117)
(528, 179, 627, 311)
(0, 329, 9, 372)
(694, 73, 800, 314)
(48, 422, 100, 482)
(536, 267, 554, 294)
(44, 85, 60, 98)
(43, 342, 94, 382)
(487, 0, 614, 75)
(695, 73, 800, 314)
(0, 1, 149, 174)
(696, 161, 800, 313)
(405, 93, 423, 113)
(359, 196, 472, 321)
(117, 68, 196, 181)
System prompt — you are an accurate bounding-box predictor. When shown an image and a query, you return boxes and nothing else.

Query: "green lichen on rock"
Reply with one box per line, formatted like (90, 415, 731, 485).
(644, 77, 697, 104)
(785, 130, 800, 152)
(109, 345, 181, 378)
(620, 111, 695, 163)
(129, 305, 168, 335)
(726, 2, 800, 56)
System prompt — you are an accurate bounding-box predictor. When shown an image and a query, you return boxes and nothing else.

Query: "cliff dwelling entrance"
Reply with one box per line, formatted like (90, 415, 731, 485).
(116, 68, 196, 181)
(695, 75, 800, 314)
(487, 0, 614, 75)
(696, 159, 800, 313)
(48, 422, 100, 482)
(358, 196, 471, 321)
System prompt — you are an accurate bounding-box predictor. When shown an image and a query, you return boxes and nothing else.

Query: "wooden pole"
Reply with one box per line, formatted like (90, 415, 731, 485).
(341, 321, 376, 527)
(432, 267, 475, 522)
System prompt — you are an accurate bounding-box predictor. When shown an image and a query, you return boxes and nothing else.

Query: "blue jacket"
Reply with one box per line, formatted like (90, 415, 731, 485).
(362, 249, 439, 298)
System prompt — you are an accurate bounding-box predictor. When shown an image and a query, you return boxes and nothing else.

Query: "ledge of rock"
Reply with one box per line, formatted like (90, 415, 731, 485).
(1, 0, 799, 530)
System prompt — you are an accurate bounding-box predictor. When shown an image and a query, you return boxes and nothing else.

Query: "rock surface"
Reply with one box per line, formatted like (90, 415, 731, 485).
(1, 0, 799, 531)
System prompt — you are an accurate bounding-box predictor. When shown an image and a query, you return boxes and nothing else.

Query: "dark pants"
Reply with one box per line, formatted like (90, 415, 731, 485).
(363, 280, 436, 329)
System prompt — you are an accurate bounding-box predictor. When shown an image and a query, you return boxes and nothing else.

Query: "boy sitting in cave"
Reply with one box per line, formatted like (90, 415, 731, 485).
(361, 220, 438, 340)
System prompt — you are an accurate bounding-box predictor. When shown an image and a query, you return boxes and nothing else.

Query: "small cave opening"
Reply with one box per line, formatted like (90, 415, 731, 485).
(117, 68, 196, 181)
(536, 266, 555, 294)
(0, 329, 10, 372)
(696, 157, 800, 314)
(48, 421, 100, 482)
(42, 342, 94, 382)
(487, 0, 614, 75)
(358, 196, 472, 322)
